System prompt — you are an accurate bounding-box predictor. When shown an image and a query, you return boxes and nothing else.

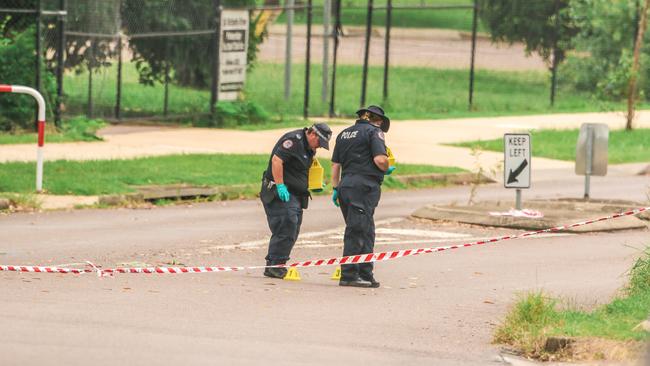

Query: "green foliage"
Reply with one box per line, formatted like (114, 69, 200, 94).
(206, 100, 270, 127)
(0, 27, 57, 132)
(628, 248, 650, 296)
(494, 292, 560, 357)
(59, 116, 106, 141)
(0, 117, 105, 145)
(563, 0, 648, 101)
(495, 250, 650, 359)
(477, 0, 578, 65)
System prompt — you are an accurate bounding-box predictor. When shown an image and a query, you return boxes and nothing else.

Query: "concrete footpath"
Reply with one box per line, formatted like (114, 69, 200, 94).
(1, 110, 649, 211)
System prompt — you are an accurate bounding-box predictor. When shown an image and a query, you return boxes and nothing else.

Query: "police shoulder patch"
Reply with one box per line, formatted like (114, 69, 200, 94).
(377, 131, 385, 140)
(282, 139, 294, 149)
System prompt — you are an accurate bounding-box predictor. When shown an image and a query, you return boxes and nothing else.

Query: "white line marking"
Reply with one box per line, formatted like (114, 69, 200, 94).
(215, 230, 572, 250)
(375, 228, 471, 238)
(221, 217, 407, 249)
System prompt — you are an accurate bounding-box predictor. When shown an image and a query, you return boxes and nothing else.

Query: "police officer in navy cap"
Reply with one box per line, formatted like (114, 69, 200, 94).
(330, 105, 394, 288)
(260, 122, 333, 278)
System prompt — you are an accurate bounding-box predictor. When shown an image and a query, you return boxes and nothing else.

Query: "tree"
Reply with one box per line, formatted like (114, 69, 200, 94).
(123, 0, 262, 88)
(626, 0, 649, 130)
(477, 0, 579, 105)
(564, 0, 650, 126)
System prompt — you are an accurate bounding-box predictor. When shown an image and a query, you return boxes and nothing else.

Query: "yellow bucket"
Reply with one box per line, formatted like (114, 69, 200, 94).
(386, 146, 396, 167)
(308, 158, 324, 191)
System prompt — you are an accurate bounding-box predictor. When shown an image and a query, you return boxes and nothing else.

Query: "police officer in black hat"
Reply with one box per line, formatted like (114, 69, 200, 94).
(260, 123, 333, 278)
(330, 105, 394, 288)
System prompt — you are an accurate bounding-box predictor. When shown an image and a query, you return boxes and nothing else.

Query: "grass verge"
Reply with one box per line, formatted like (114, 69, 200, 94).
(0, 117, 105, 145)
(452, 128, 650, 164)
(270, 0, 482, 32)
(494, 248, 650, 361)
(0, 153, 465, 196)
(63, 62, 647, 125)
(0, 193, 41, 211)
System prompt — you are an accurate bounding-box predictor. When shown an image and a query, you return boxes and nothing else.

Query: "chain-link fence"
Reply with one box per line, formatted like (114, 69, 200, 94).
(2, 0, 598, 128)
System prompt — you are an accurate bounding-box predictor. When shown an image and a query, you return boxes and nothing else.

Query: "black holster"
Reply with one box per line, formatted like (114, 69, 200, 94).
(260, 176, 276, 204)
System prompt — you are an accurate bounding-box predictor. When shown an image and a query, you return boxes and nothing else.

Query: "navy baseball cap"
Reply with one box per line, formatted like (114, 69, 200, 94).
(311, 122, 332, 150)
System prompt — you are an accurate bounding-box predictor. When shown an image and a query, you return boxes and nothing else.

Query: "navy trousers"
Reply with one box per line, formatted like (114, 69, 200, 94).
(263, 194, 303, 263)
(338, 175, 381, 281)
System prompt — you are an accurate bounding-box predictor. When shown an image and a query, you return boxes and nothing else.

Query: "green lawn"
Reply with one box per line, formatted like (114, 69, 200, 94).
(0, 153, 464, 195)
(0, 117, 105, 145)
(64, 62, 643, 124)
(494, 249, 650, 360)
(453, 128, 650, 164)
(269, 0, 483, 32)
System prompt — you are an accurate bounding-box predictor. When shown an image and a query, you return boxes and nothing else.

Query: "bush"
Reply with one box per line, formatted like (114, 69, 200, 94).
(0, 26, 57, 132)
(209, 100, 270, 127)
(60, 117, 106, 141)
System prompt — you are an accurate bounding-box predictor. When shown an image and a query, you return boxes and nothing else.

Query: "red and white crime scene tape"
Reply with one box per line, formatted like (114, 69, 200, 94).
(2, 207, 648, 277)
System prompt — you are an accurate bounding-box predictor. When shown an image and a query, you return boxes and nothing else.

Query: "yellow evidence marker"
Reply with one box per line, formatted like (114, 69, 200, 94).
(284, 267, 301, 281)
(330, 267, 341, 280)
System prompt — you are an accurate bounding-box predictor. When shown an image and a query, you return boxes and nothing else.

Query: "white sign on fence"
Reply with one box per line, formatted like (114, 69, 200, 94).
(219, 10, 249, 101)
(503, 133, 531, 189)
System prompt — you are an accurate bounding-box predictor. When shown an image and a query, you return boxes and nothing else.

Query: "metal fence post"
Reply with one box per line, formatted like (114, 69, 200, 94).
(210, 0, 222, 124)
(115, 33, 123, 120)
(35, 0, 43, 130)
(360, 0, 373, 108)
(35, 0, 42, 93)
(285, 0, 295, 100)
(382, 0, 392, 103)
(87, 40, 94, 118)
(164, 41, 170, 117)
(468, 0, 478, 110)
(322, 0, 331, 103)
(329, 0, 341, 117)
(55, 0, 66, 127)
(303, 0, 313, 119)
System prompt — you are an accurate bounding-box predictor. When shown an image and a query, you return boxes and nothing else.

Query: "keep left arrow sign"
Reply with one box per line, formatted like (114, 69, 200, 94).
(507, 159, 528, 184)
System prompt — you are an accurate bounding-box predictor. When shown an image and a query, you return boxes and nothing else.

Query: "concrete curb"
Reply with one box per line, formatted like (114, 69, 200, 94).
(95, 173, 484, 207)
(98, 184, 258, 206)
(393, 172, 495, 186)
(412, 199, 649, 232)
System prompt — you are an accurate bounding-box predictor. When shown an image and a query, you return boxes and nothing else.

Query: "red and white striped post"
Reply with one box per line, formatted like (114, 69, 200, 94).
(0, 84, 46, 192)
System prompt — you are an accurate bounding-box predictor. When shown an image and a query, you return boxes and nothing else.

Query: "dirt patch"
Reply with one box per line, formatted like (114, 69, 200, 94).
(563, 337, 645, 363)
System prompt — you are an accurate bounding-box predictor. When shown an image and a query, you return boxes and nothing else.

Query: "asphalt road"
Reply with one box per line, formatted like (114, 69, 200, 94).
(1, 176, 649, 365)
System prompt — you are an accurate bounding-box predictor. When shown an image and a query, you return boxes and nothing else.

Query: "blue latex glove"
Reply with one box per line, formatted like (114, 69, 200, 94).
(332, 188, 340, 207)
(385, 166, 396, 175)
(276, 183, 290, 202)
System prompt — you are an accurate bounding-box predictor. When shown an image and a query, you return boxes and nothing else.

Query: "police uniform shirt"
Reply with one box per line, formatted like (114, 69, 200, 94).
(331, 119, 388, 184)
(264, 128, 314, 196)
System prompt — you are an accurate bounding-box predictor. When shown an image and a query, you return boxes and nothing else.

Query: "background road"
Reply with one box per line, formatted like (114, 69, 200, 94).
(1, 175, 649, 365)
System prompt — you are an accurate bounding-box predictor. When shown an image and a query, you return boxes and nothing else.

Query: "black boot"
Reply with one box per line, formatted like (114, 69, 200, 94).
(263, 261, 287, 279)
(360, 274, 380, 288)
(339, 278, 374, 288)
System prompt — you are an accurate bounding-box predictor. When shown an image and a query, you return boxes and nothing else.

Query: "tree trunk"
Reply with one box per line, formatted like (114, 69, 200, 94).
(626, 0, 650, 130)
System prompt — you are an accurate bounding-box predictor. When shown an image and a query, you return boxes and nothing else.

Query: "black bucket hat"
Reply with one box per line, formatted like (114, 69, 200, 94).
(311, 122, 333, 150)
(356, 105, 390, 132)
